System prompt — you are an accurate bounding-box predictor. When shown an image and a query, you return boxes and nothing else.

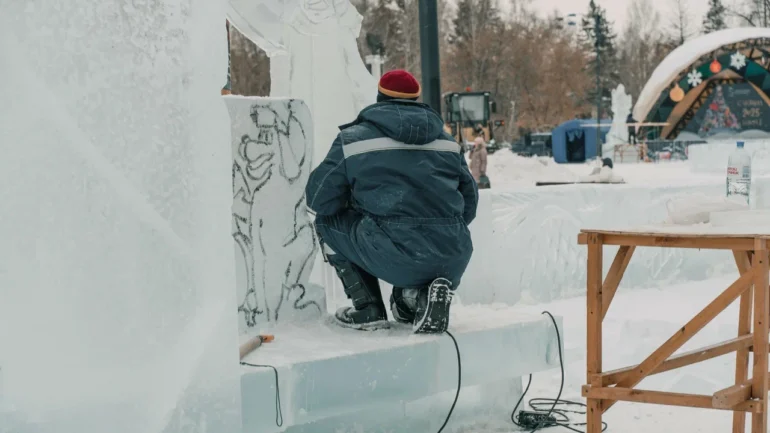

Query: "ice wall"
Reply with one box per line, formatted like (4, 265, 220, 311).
(689, 140, 770, 175)
(226, 0, 378, 167)
(467, 183, 741, 304)
(226, 96, 324, 333)
(0, 2, 241, 432)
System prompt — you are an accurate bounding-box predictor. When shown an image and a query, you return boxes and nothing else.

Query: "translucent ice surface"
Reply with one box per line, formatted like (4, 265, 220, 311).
(227, 0, 377, 167)
(0, 1, 241, 432)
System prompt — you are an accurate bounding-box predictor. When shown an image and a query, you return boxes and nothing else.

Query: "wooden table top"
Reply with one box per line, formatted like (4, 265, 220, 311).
(580, 225, 770, 239)
(578, 225, 770, 250)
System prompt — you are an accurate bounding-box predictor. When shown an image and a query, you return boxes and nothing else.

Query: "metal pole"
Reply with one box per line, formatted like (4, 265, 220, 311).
(419, 0, 442, 113)
(595, 17, 601, 157)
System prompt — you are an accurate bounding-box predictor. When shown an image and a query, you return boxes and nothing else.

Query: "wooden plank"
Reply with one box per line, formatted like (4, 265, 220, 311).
(601, 246, 636, 320)
(603, 270, 755, 413)
(714, 380, 752, 409)
(536, 181, 626, 186)
(583, 386, 762, 413)
(751, 241, 769, 433)
(600, 335, 754, 386)
(733, 250, 754, 433)
(578, 233, 756, 250)
(586, 233, 603, 433)
(581, 229, 770, 240)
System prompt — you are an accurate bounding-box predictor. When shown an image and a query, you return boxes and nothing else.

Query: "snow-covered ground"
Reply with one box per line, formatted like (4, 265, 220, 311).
(484, 151, 725, 189)
(512, 276, 746, 433)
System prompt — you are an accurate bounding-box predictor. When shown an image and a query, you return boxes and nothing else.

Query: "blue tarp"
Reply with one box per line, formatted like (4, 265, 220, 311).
(552, 119, 611, 163)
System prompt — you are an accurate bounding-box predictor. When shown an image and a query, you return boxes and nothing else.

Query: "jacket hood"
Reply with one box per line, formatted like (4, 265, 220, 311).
(348, 100, 446, 145)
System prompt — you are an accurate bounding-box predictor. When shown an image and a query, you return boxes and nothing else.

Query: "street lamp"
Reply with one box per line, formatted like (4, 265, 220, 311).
(557, 12, 603, 155)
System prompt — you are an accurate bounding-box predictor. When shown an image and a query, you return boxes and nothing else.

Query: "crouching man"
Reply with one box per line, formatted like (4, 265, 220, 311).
(305, 70, 479, 334)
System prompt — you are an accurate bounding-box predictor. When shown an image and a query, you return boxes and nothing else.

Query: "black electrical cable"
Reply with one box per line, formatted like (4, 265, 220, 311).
(510, 311, 608, 433)
(435, 330, 462, 433)
(240, 362, 283, 427)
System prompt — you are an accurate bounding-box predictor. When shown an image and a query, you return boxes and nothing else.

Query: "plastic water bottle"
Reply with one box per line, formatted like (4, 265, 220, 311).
(726, 141, 752, 204)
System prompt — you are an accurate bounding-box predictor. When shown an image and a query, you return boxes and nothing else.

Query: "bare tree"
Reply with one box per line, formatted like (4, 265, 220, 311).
(229, 25, 271, 96)
(669, 0, 697, 46)
(618, 0, 673, 102)
(729, 0, 770, 26)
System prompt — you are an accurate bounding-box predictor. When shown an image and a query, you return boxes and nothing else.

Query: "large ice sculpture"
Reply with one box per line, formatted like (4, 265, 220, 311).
(226, 96, 324, 331)
(604, 84, 633, 157)
(227, 0, 378, 166)
(0, 1, 241, 432)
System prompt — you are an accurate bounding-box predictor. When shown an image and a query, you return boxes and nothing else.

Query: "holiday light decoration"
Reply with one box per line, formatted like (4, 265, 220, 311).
(670, 83, 685, 102)
(710, 58, 722, 74)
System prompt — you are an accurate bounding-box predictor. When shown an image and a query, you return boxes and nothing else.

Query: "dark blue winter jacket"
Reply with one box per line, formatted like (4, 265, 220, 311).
(305, 100, 478, 288)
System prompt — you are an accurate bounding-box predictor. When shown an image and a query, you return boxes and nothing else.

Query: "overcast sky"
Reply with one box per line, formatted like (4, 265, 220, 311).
(521, 0, 711, 35)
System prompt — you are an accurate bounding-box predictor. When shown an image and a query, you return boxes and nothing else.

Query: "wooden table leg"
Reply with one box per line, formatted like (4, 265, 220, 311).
(733, 251, 754, 433)
(586, 233, 604, 433)
(751, 241, 769, 433)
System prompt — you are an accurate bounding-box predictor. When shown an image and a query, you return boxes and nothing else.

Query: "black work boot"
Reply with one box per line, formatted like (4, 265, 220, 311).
(390, 287, 419, 324)
(413, 278, 454, 334)
(325, 250, 388, 330)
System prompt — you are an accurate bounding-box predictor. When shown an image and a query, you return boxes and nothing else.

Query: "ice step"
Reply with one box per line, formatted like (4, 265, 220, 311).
(240, 304, 563, 433)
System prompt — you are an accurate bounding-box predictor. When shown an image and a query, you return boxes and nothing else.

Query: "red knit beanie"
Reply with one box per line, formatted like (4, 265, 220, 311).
(378, 70, 421, 100)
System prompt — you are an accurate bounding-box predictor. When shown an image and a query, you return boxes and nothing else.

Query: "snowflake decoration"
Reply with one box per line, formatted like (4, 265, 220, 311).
(731, 51, 747, 69)
(687, 70, 703, 87)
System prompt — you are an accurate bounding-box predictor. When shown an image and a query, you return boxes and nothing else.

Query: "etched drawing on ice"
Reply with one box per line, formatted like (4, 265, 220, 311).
(229, 97, 321, 329)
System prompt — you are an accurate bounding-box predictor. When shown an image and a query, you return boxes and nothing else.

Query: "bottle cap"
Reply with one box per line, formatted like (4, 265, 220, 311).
(737, 141, 745, 148)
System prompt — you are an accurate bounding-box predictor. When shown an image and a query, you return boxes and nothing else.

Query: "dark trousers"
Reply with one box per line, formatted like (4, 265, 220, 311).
(315, 209, 468, 289)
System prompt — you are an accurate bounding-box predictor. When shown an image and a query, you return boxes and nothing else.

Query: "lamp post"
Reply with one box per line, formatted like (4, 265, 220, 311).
(418, 0, 442, 113)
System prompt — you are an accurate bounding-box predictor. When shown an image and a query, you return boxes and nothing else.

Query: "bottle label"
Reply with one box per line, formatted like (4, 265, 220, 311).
(728, 167, 739, 175)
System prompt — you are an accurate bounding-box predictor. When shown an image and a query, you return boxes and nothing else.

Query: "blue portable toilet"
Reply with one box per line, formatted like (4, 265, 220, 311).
(552, 119, 610, 163)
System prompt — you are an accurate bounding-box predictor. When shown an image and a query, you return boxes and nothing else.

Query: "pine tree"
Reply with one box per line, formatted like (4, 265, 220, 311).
(582, 0, 620, 117)
(359, 0, 407, 69)
(450, 0, 501, 46)
(703, 0, 727, 33)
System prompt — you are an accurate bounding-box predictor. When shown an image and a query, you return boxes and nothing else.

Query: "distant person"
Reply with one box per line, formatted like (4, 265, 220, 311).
(306, 70, 478, 334)
(469, 135, 489, 187)
(627, 113, 637, 144)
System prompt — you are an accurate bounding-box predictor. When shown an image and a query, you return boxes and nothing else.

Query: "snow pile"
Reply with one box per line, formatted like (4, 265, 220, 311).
(483, 152, 578, 188)
(459, 182, 740, 305)
(665, 193, 748, 224)
(577, 165, 624, 183)
(608, 160, 722, 186)
(689, 139, 770, 175)
(0, 2, 241, 432)
(485, 152, 723, 190)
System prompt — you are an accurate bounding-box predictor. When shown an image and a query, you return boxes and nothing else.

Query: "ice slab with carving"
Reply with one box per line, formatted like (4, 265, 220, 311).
(0, 1, 241, 432)
(227, 0, 377, 167)
(226, 95, 325, 333)
(240, 309, 563, 433)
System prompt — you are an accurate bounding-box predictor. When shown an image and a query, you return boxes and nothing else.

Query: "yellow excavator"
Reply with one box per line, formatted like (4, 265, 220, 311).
(443, 90, 504, 152)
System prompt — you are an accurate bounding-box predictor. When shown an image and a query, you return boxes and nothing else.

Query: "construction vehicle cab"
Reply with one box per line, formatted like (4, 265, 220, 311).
(443, 91, 501, 151)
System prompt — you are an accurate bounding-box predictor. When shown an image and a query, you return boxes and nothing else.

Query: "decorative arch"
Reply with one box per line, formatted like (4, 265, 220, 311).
(633, 28, 770, 140)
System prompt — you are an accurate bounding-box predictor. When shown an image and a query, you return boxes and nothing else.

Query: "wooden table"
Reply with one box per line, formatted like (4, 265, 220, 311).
(578, 228, 770, 433)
